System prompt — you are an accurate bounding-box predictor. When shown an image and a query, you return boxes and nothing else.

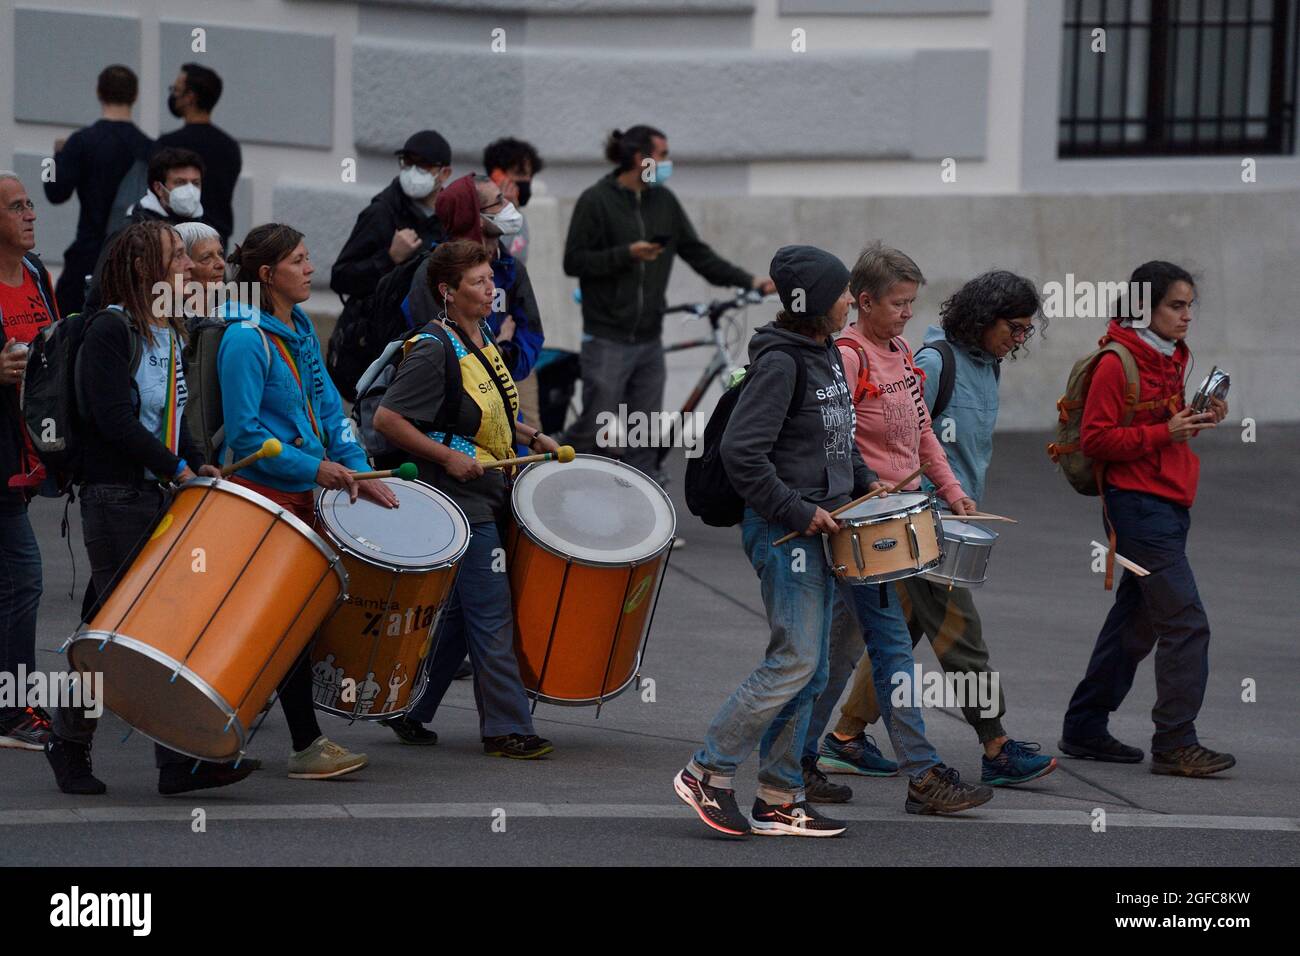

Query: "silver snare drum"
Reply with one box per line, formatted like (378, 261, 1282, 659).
(921, 518, 998, 589)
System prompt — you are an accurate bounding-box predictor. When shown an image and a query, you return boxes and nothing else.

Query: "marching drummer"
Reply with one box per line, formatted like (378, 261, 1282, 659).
(832, 271, 1059, 787)
(372, 239, 556, 760)
(44, 221, 242, 796)
(801, 241, 994, 815)
(219, 222, 396, 781)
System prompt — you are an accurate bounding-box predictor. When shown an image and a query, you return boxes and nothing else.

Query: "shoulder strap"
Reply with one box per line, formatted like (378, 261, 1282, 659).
(835, 335, 874, 402)
(764, 343, 808, 421)
(1098, 342, 1143, 426)
(23, 253, 57, 321)
(917, 340, 957, 418)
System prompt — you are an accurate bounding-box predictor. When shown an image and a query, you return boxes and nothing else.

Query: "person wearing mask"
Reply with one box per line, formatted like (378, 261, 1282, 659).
(1060, 262, 1232, 777)
(675, 245, 884, 838)
(41, 221, 254, 795)
(372, 240, 556, 760)
(327, 130, 451, 398)
(482, 137, 543, 266)
(219, 223, 397, 780)
(155, 63, 241, 249)
(43, 65, 153, 316)
(563, 125, 774, 483)
(403, 174, 544, 384)
(0, 173, 58, 751)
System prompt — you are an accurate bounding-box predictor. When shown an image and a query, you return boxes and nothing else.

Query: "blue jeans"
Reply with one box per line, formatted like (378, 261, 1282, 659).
(690, 509, 835, 803)
(0, 494, 42, 719)
(1063, 489, 1210, 752)
(800, 581, 864, 764)
(819, 581, 943, 781)
(407, 521, 535, 738)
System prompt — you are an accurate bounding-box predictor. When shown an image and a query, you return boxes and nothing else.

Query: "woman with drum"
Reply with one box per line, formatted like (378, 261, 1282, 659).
(801, 242, 995, 816)
(830, 271, 1058, 788)
(44, 221, 246, 796)
(373, 239, 556, 760)
(218, 223, 397, 780)
(1061, 261, 1233, 777)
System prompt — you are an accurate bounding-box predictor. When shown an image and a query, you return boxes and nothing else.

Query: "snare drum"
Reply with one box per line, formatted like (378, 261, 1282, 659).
(506, 455, 675, 708)
(922, 517, 998, 589)
(824, 492, 944, 583)
(311, 479, 469, 720)
(64, 479, 347, 762)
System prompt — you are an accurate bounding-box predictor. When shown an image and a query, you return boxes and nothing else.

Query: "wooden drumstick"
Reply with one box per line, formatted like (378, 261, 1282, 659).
(220, 438, 282, 476)
(773, 462, 929, 546)
(1090, 540, 1151, 576)
(350, 462, 419, 482)
(941, 512, 1018, 523)
(482, 445, 576, 471)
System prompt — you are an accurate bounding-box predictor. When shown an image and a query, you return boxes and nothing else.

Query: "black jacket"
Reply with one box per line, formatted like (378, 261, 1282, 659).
(330, 178, 445, 302)
(76, 309, 204, 485)
(563, 173, 753, 344)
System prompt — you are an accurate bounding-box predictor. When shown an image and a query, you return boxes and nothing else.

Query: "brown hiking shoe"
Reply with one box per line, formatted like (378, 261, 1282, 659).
(905, 764, 993, 815)
(1151, 744, 1235, 777)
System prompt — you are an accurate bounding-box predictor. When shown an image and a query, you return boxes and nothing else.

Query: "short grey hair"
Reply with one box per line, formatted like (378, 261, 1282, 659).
(0, 171, 22, 186)
(850, 240, 926, 302)
(174, 220, 220, 253)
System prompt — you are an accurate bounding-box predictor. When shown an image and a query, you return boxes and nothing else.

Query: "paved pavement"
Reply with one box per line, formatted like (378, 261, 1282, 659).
(2, 426, 1297, 866)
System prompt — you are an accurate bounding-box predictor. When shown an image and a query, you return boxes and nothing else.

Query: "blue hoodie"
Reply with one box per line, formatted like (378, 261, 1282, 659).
(217, 300, 368, 492)
(914, 324, 1000, 505)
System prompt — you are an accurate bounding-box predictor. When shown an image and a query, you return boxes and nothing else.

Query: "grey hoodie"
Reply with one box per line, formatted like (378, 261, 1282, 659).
(721, 323, 879, 533)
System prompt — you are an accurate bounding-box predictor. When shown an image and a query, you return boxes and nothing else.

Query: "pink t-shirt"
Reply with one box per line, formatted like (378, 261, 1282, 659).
(836, 322, 966, 505)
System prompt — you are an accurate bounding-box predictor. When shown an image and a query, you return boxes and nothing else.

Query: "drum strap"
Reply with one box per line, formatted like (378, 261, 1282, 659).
(446, 320, 518, 452)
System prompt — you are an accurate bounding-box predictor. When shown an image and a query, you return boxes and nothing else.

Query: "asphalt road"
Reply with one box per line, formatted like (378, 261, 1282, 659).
(2, 427, 1296, 866)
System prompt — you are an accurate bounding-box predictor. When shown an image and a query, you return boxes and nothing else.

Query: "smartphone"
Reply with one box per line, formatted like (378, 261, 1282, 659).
(649, 234, 673, 246)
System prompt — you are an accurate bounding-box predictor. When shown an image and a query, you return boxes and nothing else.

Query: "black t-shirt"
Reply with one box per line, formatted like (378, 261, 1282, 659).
(379, 336, 514, 524)
(154, 123, 242, 246)
(44, 119, 153, 256)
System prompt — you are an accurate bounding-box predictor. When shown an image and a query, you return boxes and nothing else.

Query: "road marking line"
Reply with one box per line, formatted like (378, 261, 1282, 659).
(1, 803, 1295, 832)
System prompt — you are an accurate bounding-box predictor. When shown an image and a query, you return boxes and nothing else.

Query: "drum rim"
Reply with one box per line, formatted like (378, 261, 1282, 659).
(511, 454, 678, 567)
(66, 628, 247, 762)
(524, 656, 642, 707)
(940, 521, 999, 543)
(316, 478, 471, 573)
(184, 477, 349, 593)
(837, 491, 934, 527)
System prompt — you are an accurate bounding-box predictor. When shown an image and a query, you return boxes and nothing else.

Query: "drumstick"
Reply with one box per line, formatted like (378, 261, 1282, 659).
(482, 445, 576, 471)
(349, 462, 419, 482)
(1090, 540, 1151, 576)
(220, 438, 282, 476)
(773, 462, 929, 546)
(941, 513, 1018, 523)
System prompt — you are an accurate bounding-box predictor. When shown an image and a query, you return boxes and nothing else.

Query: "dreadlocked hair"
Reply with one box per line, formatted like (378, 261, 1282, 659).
(939, 269, 1043, 361)
(98, 220, 187, 346)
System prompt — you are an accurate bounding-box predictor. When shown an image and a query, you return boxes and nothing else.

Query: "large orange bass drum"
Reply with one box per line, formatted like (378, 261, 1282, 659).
(506, 455, 675, 709)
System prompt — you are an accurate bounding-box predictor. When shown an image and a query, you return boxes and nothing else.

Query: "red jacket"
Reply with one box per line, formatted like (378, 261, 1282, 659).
(1080, 321, 1199, 507)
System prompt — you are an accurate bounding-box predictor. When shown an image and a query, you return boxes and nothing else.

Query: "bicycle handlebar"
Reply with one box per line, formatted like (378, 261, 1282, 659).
(663, 288, 776, 322)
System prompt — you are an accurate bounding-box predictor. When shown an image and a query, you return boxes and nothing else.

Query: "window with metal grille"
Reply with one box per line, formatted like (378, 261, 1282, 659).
(1059, 0, 1299, 156)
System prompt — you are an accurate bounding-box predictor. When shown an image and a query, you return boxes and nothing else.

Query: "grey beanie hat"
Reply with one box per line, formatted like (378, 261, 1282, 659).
(769, 245, 850, 319)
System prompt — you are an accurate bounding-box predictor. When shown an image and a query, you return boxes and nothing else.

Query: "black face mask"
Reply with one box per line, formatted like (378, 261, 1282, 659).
(167, 92, 185, 118)
(515, 180, 532, 208)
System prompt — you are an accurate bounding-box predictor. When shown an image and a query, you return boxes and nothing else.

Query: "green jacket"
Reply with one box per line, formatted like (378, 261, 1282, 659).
(563, 172, 753, 344)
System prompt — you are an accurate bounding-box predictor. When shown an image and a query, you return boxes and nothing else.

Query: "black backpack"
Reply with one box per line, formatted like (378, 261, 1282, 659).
(22, 305, 140, 491)
(326, 252, 426, 403)
(351, 321, 461, 469)
(685, 343, 807, 528)
(916, 339, 998, 419)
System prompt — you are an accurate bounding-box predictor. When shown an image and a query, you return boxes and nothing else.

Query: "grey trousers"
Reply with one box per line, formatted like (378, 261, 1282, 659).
(564, 334, 667, 480)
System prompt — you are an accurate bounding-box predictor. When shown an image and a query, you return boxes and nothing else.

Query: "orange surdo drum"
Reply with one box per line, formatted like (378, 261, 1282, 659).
(64, 479, 347, 762)
(506, 455, 675, 709)
(310, 478, 469, 720)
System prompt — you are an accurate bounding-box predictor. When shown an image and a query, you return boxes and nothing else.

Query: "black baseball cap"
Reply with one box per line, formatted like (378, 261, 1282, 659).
(396, 130, 451, 167)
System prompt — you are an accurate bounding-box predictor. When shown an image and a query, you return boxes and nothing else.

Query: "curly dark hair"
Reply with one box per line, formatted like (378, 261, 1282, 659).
(939, 270, 1043, 361)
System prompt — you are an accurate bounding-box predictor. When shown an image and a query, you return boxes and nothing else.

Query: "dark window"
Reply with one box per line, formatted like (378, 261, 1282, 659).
(1059, 0, 1299, 157)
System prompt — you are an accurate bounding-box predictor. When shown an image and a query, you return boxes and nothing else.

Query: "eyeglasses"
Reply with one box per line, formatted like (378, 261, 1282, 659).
(4, 200, 36, 215)
(1001, 318, 1035, 341)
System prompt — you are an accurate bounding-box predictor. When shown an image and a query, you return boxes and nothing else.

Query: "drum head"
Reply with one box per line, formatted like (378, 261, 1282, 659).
(318, 478, 469, 571)
(512, 455, 676, 565)
(840, 491, 930, 523)
(942, 519, 998, 543)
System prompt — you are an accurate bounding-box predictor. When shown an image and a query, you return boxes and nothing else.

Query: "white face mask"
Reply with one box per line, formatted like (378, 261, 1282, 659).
(483, 202, 523, 236)
(166, 183, 203, 219)
(399, 165, 437, 199)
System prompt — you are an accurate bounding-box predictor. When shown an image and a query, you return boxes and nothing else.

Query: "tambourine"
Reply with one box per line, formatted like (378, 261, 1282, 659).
(1190, 366, 1230, 413)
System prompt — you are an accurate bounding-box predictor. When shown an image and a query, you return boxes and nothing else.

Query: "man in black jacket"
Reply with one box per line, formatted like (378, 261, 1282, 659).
(44, 65, 152, 316)
(327, 130, 451, 398)
(562, 125, 773, 481)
